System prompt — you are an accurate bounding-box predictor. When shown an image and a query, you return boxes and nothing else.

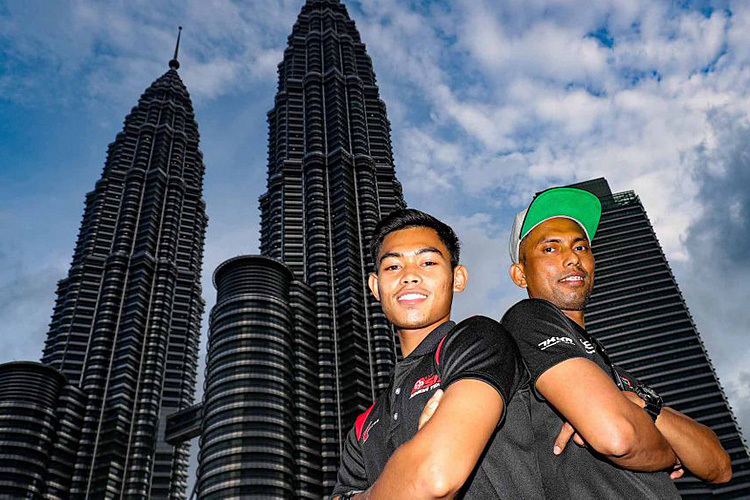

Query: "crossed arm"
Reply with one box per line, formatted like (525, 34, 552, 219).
(544, 358, 732, 482)
(335, 379, 503, 500)
(625, 391, 731, 482)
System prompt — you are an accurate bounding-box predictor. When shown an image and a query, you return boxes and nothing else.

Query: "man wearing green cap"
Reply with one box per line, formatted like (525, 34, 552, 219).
(501, 186, 732, 497)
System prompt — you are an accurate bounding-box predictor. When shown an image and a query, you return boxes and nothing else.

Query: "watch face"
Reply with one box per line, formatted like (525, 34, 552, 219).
(640, 385, 658, 399)
(637, 384, 662, 405)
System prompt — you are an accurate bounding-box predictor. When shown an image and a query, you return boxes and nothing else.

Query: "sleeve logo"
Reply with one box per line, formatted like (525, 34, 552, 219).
(537, 336, 575, 351)
(362, 419, 379, 444)
(580, 339, 597, 355)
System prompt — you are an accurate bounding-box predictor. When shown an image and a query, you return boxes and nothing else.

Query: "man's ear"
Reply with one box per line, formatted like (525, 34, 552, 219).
(368, 273, 381, 301)
(509, 263, 527, 288)
(453, 265, 468, 293)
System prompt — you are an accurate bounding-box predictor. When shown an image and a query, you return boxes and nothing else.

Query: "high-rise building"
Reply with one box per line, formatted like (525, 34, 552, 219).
(194, 256, 319, 499)
(575, 178, 750, 498)
(0, 361, 86, 499)
(258, 0, 405, 488)
(167, 0, 406, 495)
(38, 29, 207, 498)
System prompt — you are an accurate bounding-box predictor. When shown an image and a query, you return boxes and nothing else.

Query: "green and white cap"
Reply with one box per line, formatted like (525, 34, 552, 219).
(509, 187, 602, 263)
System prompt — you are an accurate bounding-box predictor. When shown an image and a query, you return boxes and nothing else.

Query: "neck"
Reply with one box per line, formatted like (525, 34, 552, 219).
(562, 309, 585, 328)
(397, 316, 451, 357)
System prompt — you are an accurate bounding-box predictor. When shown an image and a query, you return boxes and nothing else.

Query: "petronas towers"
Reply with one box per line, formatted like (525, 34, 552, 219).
(0, 0, 402, 498)
(0, 31, 206, 498)
(189, 0, 405, 496)
(2, 0, 747, 499)
(259, 0, 404, 487)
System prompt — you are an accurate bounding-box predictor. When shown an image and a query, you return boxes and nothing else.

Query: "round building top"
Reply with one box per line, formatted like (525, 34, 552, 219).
(0, 361, 67, 384)
(0, 361, 68, 407)
(212, 254, 294, 290)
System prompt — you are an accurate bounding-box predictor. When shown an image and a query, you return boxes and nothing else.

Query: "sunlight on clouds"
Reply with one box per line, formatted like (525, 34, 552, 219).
(0, 0, 301, 107)
(533, 89, 609, 136)
(365, 2, 743, 264)
(3, 0, 750, 482)
(397, 129, 457, 194)
(727, 5, 750, 64)
(183, 58, 241, 99)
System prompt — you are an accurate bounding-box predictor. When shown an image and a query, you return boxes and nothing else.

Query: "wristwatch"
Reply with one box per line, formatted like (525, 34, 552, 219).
(634, 383, 663, 422)
(340, 491, 362, 500)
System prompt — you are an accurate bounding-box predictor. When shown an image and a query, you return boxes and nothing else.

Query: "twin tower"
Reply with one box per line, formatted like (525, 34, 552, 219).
(1, 0, 748, 499)
(173, 0, 406, 496)
(0, 0, 401, 498)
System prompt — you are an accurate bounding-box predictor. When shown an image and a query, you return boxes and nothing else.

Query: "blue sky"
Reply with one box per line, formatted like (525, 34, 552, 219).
(2, 0, 750, 483)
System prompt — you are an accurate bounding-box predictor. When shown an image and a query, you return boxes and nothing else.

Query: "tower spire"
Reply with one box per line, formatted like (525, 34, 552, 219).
(169, 26, 182, 70)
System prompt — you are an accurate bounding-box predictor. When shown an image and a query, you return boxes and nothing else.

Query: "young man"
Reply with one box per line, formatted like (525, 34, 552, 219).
(331, 209, 539, 499)
(501, 186, 732, 497)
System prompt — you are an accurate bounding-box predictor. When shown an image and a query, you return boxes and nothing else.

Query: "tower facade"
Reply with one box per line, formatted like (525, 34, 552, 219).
(40, 38, 207, 498)
(258, 0, 405, 487)
(196, 256, 319, 499)
(576, 178, 750, 497)
(0, 361, 85, 499)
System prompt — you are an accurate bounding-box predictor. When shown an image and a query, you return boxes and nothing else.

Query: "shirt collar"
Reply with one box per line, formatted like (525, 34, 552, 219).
(405, 320, 456, 359)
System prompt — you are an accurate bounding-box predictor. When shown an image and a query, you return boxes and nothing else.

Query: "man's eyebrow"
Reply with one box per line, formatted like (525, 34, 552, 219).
(534, 236, 562, 246)
(533, 236, 589, 246)
(378, 246, 444, 265)
(378, 251, 402, 265)
(416, 246, 444, 257)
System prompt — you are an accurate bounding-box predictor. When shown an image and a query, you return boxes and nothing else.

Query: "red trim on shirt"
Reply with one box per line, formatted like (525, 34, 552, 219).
(355, 402, 376, 441)
(435, 335, 448, 366)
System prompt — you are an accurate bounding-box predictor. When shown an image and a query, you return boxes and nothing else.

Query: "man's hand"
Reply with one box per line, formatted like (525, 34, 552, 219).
(418, 389, 444, 430)
(620, 389, 644, 407)
(553, 421, 586, 455)
(670, 463, 685, 480)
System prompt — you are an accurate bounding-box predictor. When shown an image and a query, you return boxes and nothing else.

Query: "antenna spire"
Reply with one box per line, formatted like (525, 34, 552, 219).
(169, 26, 182, 70)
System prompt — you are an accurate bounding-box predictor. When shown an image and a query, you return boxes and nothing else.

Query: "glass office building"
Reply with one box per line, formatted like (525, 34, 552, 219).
(195, 256, 319, 499)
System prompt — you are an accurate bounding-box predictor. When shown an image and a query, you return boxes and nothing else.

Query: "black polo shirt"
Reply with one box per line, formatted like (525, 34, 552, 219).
(502, 299, 680, 499)
(332, 315, 543, 498)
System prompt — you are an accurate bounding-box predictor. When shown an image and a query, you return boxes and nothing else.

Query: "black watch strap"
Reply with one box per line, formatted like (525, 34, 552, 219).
(634, 384, 663, 422)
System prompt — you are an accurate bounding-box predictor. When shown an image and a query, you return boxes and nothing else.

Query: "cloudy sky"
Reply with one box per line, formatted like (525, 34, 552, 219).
(2, 0, 749, 482)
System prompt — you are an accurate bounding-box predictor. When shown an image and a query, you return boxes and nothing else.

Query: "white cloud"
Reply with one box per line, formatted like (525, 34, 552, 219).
(3, 0, 750, 486)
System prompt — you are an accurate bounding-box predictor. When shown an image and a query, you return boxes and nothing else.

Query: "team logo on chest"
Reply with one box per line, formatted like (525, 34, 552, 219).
(410, 374, 440, 399)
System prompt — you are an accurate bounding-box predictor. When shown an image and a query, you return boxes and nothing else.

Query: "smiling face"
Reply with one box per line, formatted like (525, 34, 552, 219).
(368, 226, 467, 354)
(510, 217, 595, 325)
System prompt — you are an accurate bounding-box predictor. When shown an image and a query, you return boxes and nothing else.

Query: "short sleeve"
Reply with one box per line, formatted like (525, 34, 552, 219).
(502, 299, 588, 388)
(436, 315, 524, 423)
(611, 363, 640, 392)
(331, 425, 369, 498)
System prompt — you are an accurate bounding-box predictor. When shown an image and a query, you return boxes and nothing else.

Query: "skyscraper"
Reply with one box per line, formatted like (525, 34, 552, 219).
(575, 178, 750, 498)
(0, 361, 86, 499)
(258, 0, 405, 488)
(168, 1, 404, 495)
(194, 256, 319, 499)
(40, 29, 207, 498)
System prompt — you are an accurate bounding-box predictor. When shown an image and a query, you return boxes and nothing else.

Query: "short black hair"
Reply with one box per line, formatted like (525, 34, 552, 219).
(370, 208, 461, 269)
